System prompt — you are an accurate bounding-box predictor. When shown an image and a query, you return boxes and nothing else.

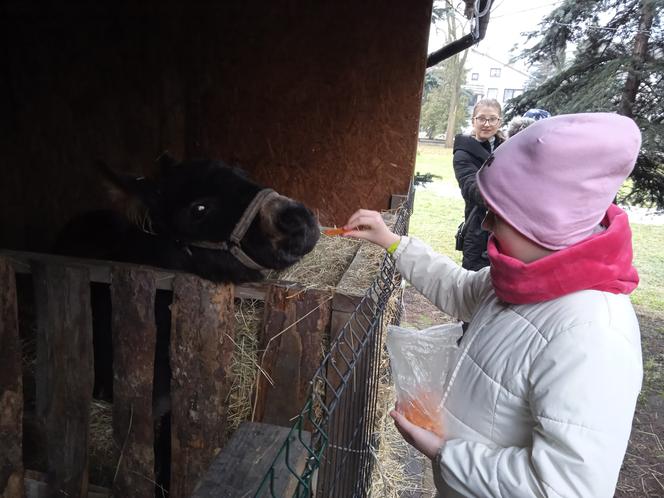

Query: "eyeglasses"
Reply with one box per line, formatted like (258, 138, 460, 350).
(474, 116, 501, 126)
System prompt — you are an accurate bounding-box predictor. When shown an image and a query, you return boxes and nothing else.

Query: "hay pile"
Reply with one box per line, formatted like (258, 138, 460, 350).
(225, 299, 264, 436)
(268, 210, 397, 294)
(88, 401, 116, 488)
(266, 233, 361, 290)
(336, 241, 386, 297)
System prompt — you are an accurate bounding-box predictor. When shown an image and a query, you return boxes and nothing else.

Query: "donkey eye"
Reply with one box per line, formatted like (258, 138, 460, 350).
(190, 202, 208, 220)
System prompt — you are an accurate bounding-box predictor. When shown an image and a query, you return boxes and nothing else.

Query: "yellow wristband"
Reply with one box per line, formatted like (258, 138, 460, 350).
(386, 238, 401, 255)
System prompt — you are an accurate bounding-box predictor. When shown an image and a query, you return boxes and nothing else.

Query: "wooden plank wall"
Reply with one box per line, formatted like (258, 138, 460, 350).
(253, 284, 333, 427)
(32, 263, 94, 498)
(0, 257, 23, 498)
(1, 0, 431, 252)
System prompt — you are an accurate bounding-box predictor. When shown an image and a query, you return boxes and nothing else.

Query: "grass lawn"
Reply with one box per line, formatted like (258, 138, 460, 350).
(631, 224, 664, 311)
(410, 143, 664, 311)
(410, 145, 463, 265)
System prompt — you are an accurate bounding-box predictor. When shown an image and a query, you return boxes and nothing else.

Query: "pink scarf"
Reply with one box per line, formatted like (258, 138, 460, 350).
(488, 204, 639, 304)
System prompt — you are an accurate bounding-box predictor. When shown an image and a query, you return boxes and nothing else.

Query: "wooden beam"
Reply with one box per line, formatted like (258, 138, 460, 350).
(190, 422, 311, 498)
(110, 267, 157, 498)
(32, 262, 94, 498)
(0, 249, 285, 300)
(390, 193, 408, 210)
(253, 284, 332, 427)
(169, 275, 236, 498)
(0, 257, 23, 498)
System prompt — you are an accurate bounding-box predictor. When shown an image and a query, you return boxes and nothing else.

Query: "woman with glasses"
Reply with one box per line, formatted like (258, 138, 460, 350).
(453, 98, 504, 270)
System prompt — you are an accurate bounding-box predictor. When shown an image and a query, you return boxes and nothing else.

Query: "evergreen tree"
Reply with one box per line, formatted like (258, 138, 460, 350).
(507, 0, 664, 208)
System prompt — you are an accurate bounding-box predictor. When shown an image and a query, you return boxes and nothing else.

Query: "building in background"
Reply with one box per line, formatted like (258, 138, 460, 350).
(463, 49, 530, 131)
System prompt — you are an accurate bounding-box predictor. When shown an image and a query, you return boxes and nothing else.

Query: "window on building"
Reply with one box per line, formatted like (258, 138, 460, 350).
(471, 72, 479, 81)
(487, 88, 498, 99)
(489, 68, 501, 77)
(503, 88, 523, 101)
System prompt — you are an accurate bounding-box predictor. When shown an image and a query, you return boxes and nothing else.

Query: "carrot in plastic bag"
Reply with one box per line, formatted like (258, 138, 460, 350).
(399, 391, 444, 437)
(387, 322, 462, 439)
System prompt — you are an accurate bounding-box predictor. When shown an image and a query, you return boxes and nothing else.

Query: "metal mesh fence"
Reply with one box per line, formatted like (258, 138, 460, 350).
(254, 190, 413, 497)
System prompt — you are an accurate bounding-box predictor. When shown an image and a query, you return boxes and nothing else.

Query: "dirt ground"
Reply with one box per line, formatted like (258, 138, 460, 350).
(400, 286, 664, 497)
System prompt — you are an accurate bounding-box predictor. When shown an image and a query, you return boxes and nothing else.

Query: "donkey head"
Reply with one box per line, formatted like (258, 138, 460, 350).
(102, 152, 320, 282)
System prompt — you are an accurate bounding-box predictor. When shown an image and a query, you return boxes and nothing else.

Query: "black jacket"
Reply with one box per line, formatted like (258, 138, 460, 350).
(452, 134, 503, 271)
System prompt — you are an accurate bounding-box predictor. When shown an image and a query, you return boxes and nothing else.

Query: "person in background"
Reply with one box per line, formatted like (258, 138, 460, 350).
(523, 108, 551, 121)
(508, 108, 551, 138)
(506, 116, 535, 138)
(342, 113, 642, 497)
(453, 98, 504, 271)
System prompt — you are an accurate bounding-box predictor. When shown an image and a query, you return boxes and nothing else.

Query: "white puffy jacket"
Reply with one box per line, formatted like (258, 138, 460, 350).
(393, 236, 643, 498)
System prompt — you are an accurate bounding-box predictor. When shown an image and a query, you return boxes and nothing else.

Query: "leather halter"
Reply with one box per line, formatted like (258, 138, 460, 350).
(185, 188, 280, 271)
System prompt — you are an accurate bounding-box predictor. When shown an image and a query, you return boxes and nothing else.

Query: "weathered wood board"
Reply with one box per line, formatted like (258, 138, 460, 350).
(191, 422, 311, 498)
(32, 262, 94, 498)
(0, 257, 23, 498)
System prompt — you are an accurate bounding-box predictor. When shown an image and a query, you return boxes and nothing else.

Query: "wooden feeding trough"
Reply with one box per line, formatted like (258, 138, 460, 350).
(0, 218, 394, 498)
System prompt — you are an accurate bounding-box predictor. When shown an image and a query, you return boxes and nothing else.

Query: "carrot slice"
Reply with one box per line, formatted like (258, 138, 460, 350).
(323, 227, 350, 236)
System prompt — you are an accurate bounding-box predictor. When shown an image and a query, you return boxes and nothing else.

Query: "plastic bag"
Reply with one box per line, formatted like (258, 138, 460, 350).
(386, 322, 462, 436)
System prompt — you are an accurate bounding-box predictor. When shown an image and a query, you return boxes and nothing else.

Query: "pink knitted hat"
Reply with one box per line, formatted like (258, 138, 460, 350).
(476, 113, 641, 250)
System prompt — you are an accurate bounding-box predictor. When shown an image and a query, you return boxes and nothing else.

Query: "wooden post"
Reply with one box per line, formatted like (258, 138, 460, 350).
(169, 275, 236, 498)
(0, 257, 23, 498)
(253, 284, 332, 427)
(110, 268, 157, 498)
(32, 262, 94, 498)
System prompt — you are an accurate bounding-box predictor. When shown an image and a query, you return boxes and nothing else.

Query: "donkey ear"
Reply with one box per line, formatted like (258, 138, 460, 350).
(96, 160, 159, 211)
(155, 151, 179, 176)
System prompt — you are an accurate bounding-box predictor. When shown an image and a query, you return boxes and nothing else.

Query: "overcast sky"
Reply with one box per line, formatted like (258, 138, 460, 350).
(428, 0, 563, 66)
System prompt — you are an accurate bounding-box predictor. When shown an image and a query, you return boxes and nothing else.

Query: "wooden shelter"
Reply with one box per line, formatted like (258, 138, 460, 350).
(1, 0, 433, 252)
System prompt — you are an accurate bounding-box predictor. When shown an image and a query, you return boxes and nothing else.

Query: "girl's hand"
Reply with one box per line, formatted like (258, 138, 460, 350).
(390, 409, 444, 460)
(343, 209, 400, 249)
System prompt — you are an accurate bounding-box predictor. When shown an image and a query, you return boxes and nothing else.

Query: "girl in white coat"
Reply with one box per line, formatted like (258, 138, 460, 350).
(343, 113, 643, 497)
